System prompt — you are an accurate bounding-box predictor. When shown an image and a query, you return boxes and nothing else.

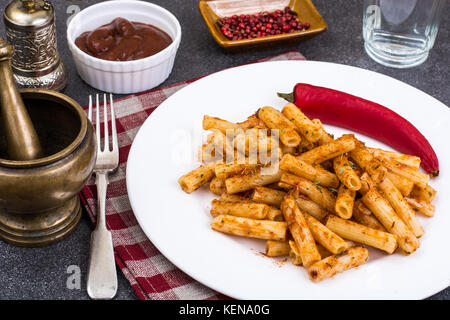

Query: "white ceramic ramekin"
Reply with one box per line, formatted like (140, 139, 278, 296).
(67, 1, 182, 94)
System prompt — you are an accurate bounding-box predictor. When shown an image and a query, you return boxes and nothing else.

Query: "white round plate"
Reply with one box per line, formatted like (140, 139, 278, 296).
(126, 60, 450, 300)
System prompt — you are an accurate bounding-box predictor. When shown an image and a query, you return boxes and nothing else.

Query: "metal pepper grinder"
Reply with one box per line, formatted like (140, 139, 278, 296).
(3, 0, 67, 91)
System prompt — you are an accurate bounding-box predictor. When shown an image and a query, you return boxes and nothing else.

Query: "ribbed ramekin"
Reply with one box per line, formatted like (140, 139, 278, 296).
(67, 1, 182, 94)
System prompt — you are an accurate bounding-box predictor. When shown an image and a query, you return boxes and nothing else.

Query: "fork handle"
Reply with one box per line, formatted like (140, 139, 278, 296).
(87, 172, 118, 300)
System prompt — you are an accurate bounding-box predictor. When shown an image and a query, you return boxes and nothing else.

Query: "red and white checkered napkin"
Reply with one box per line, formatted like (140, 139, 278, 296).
(80, 50, 306, 300)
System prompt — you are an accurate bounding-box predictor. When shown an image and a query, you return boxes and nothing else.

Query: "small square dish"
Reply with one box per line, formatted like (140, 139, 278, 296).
(198, 0, 327, 51)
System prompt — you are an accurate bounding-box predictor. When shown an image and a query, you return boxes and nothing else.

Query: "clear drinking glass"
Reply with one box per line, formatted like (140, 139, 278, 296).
(363, 0, 445, 68)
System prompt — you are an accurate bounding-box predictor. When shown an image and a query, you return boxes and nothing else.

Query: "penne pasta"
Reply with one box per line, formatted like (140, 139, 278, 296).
(354, 199, 372, 216)
(307, 247, 369, 282)
(386, 171, 414, 197)
(295, 241, 336, 260)
(349, 140, 387, 184)
(352, 203, 386, 232)
(237, 114, 262, 129)
(233, 128, 279, 156)
(258, 106, 301, 147)
(311, 119, 334, 145)
(199, 143, 221, 163)
(211, 215, 287, 241)
(383, 159, 429, 188)
(267, 207, 284, 221)
(210, 200, 269, 219)
(266, 240, 290, 257)
(297, 135, 356, 164)
(405, 197, 435, 217)
(335, 184, 355, 219)
(333, 155, 361, 191)
(265, 182, 285, 191)
(361, 188, 420, 254)
(251, 186, 286, 208)
(289, 240, 303, 265)
(208, 129, 236, 162)
(280, 154, 340, 188)
(181, 106, 438, 283)
(304, 213, 348, 254)
(203, 115, 240, 134)
(217, 190, 283, 221)
(282, 103, 321, 143)
(225, 169, 282, 194)
(214, 162, 260, 180)
(297, 135, 316, 152)
(281, 196, 321, 267)
(410, 184, 436, 203)
(209, 177, 226, 195)
(279, 172, 336, 213)
(359, 172, 376, 195)
(378, 178, 424, 238)
(369, 147, 421, 169)
(219, 193, 248, 203)
(179, 163, 216, 194)
(326, 215, 397, 254)
(295, 194, 329, 221)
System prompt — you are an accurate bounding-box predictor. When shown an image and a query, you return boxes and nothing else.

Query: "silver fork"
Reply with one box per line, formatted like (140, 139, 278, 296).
(86, 93, 119, 300)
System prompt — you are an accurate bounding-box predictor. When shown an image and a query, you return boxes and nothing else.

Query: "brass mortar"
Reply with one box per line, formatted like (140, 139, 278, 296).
(0, 89, 96, 247)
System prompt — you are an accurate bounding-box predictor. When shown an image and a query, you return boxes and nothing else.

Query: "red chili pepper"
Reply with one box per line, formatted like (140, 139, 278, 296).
(278, 83, 439, 176)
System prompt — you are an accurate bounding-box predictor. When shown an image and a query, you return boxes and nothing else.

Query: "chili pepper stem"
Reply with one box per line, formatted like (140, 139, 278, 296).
(277, 92, 295, 103)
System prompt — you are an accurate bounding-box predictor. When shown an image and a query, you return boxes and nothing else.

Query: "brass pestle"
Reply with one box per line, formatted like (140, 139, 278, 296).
(0, 37, 43, 160)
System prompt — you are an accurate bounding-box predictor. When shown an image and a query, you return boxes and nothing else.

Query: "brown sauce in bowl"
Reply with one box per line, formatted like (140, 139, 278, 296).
(75, 17, 172, 61)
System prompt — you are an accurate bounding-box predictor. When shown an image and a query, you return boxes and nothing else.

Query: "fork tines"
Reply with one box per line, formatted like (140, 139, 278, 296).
(88, 93, 118, 154)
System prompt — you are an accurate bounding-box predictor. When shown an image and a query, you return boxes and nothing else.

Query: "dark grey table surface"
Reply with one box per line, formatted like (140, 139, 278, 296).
(0, 0, 448, 300)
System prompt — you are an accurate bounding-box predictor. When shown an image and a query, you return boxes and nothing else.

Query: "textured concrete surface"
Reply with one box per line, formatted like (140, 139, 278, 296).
(0, 0, 448, 300)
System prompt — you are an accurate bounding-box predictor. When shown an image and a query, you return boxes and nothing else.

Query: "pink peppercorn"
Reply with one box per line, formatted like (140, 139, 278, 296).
(217, 8, 310, 40)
